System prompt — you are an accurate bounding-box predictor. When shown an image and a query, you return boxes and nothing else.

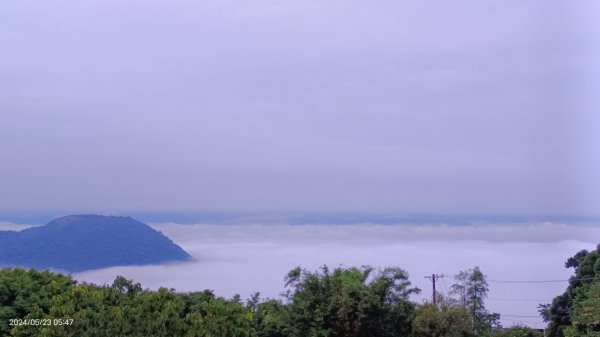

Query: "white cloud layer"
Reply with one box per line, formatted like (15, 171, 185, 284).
(72, 222, 599, 328)
(0, 222, 39, 231)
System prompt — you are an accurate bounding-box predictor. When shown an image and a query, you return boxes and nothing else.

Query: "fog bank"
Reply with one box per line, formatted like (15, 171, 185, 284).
(72, 223, 599, 328)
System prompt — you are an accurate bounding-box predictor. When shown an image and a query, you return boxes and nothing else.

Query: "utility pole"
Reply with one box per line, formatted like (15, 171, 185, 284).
(424, 274, 444, 307)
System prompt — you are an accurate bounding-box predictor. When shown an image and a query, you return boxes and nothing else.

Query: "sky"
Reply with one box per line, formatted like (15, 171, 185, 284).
(1, 0, 600, 215)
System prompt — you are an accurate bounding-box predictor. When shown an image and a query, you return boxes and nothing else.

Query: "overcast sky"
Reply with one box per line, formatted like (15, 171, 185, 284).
(1, 0, 599, 215)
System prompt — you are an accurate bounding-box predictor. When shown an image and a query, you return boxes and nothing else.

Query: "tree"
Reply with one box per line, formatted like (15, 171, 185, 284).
(0, 268, 75, 337)
(450, 267, 500, 335)
(412, 301, 475, 337)
(541, 245, 600, 337)
(565, 281, 600, 337)
(492, 325, 543, 337)
(254, 299, 289, 337)
(1, 265, 424, 337)
(284, 265, 420, 337)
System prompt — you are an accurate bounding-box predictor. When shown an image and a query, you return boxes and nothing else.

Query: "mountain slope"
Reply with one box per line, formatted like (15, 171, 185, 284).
(0, 215, 192, 272)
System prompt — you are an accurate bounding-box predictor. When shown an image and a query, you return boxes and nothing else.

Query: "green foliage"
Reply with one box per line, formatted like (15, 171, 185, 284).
(492, 325, 543, 337)
(0, 265, 421, 337)
(568, 282, 600, 337)
(284, 265, 420, 337)
(253, 299, 289, 337)
(449, 267, 501, 336)
(0, 268, 255, 337)
(0, 268, 75, 336)
(541, 245, 600, 337)
(412, 302, 475, 337)
(1, 264, 546, 337)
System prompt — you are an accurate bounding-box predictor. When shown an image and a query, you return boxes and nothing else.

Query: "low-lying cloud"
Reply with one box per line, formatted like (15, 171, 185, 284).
(0, 222, 39, 231)
(70, 222, 599, 328)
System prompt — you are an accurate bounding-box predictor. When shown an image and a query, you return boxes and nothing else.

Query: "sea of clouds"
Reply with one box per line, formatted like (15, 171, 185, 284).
(2, 221, 598, 328)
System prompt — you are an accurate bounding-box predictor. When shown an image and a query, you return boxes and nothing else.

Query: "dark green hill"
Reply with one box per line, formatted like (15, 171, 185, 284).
(0, 215, 191, 272)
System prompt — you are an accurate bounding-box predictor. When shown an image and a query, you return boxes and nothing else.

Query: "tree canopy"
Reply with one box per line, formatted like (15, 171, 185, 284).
(0, 263, 556, 337)
(0, 265, 421, 337)
(541, 245, 600, 337)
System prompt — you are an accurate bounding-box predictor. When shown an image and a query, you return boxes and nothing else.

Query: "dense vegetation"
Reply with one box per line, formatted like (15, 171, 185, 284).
(0, 265, 544, 337)
(0, 215, 191, 271)
(540, 244, 600, 337)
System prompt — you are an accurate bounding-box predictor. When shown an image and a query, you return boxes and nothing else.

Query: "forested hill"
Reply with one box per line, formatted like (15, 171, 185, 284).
(0, 214, 191, 272)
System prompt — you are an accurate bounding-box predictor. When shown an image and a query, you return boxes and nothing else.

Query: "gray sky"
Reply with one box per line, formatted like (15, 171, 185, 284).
(1, 0, 599, 214)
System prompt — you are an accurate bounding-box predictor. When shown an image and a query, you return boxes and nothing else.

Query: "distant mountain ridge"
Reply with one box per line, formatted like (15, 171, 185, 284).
(0, 215, 192, 272)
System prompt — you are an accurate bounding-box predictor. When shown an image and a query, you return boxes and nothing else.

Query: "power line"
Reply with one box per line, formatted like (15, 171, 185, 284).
(498, 313, 571, 319)
(499, 318, 545, 326)
(490, 280, 567, 284)
(500, 317, 543, 322)
(488, 298, 552, 302)
(432, 272, 592, 325)
(441, 276, 449, 295)
(488, 276, 598, 284)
